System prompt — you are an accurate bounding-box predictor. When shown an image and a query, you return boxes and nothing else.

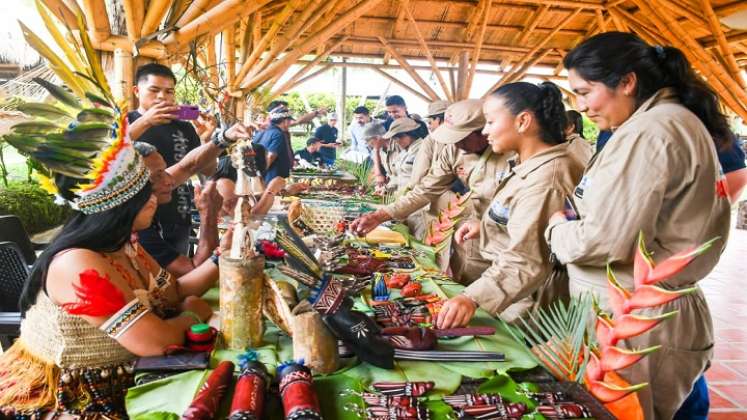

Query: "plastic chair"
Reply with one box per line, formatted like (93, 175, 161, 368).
(0, 241, 28, 349)
(0, 215, 36, 264)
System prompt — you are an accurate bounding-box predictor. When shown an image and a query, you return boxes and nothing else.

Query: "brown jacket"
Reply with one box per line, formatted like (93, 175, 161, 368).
(546, 88, 731, 419)
(407, 135, 445, 190)
(462, 143, 584, 319)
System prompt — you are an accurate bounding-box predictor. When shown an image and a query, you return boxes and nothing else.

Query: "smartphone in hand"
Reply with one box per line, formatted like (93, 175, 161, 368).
(175, 105, 200, 120)
(563, 197, 579, 220)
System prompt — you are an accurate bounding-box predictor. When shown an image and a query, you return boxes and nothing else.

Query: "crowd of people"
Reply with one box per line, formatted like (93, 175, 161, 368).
(1, 30, 747, 420)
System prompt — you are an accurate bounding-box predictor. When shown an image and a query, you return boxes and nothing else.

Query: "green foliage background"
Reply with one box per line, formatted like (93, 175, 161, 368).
(0, 181, 70, 234)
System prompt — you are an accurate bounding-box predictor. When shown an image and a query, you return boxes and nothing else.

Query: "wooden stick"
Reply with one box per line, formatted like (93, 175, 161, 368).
(224, 26, 236, 89)
(239, 0, 384, 92)
(633, 0, 747, 121)
(465, 0, 492, 98)
(252, 12, 262, 51)
(175, 0, 213, 28)
(270, 36, 349, 97)
(374, 68, 433, 103)
(142, 0, 172, 36)
(81, 0, 111, 42)
(165, 0, 273, 47)
(594, 9, 606, 32)
(517, 4, 549, 45)
(403, 0, 453, 101)
(457, 50, 469, 99)
(698, 0, 746, 89)
(91, 35, 168, 58)
(234, 0, 305, 88)
(378, 36, 441, 101)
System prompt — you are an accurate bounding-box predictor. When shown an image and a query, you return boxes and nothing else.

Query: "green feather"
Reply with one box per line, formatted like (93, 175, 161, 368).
(16, 102, 75, 121)
(33, 77, 82, 109)
(64, 122, 113, 141)
(84, 92, 114, 109)
(77, 108, 115, 123)
(10, 121, 64, 135)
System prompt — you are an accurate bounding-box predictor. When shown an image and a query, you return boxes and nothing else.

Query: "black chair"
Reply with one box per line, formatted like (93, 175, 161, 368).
(0, 215, 36, 264)
(0, 241, 28, 349)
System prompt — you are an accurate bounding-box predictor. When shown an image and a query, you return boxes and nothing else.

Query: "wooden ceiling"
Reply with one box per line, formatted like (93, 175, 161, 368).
(37, 0, 747, 117)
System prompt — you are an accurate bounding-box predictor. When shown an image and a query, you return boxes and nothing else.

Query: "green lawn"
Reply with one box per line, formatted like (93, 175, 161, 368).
(0, 146, 30, 184)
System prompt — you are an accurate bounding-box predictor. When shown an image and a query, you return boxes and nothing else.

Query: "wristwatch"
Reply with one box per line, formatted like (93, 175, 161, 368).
(211, 129, 231, 149)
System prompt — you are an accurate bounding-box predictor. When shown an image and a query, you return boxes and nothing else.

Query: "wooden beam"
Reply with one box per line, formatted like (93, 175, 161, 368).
(206, 36, 219, 92)
(270, 36, 349, 96)
(487, 48, 551, 95)
(403, 0, 453, 101)
(608, 8, 628, 31)
(378, 36, 441, 101)
(553, 56, 565, 76)
(658, 0, 707, 28)
(633, 0, 747, 121)
(594, 9, 606, 32)
(121, 0, 144, 44)
(252, 12, 262, 51)
(224, 26, 236, 89)
(81, 0, 111, 42)
(165, 0, 191, 27)
(113, 48, 134, 104)
(698, 0, 746, 89)
(466, 0, 492, 98)
(175, 0, 214, 28)
(164, 0, 273, 48)
(91, 36, 168, 58)
(457, 50, 469, 99)
(234, 0, 305, 89)
(241, 0, 385, 92)
(517, 4, 549, 45)
(464, 0, 489, 42)
(142, 0, 172, 36)
(714, 1, 747, 17)
(608, 7, 668, 46)
(393, 0, 410, 40)
(373, 68, 433, 103)
(501, 0, 603, 9)
(286, 64, 334, 91)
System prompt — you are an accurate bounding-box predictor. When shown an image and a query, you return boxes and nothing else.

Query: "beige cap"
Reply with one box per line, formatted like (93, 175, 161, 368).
(425, 100, 450, 118)
(383, 117, 420, 139)
(362, 121, 386, 140)
(432, 99, 485, 144)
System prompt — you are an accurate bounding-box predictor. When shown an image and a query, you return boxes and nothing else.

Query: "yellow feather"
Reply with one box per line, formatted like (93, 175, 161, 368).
(32, 172, 59, 195)
(18, 21, 86, 97)
(77, 14, 111, 99)
(34, 0, 87, 76)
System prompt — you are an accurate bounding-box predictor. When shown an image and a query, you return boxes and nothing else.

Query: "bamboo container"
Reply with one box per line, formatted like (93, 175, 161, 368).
(219, 255, 265, 349)
(291, 305, 339, 374)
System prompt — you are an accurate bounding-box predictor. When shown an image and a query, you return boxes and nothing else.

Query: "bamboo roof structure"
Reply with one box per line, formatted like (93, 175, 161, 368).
(37, 0, 747, 119)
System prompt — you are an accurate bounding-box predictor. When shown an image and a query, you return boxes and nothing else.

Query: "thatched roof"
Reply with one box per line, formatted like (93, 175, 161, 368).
(33, 0, 747, 118)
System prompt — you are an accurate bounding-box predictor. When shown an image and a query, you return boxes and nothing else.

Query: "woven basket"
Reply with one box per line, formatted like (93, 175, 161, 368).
(298, 199, 375, 234)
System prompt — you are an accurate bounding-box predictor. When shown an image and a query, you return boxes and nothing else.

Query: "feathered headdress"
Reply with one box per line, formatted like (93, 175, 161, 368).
(2, 1, 149, 214)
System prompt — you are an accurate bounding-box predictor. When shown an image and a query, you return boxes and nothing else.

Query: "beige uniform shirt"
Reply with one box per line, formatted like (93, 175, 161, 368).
(407, 136, 445, 190)
(565, 133, 593, 167)
(390, 138, 424, 193)
(462, 143, 583, 320)
(382, 141, 401, 191)
(546, 89, 731, 419)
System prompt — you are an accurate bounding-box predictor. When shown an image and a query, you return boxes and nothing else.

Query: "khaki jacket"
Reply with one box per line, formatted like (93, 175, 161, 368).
(390, 137, 424, 193)
(407, 136, 445, 190)
(383, 145, 511, 220)
(546, 88, 731, 419)
(462, 143, 583, 319)
(565, 133, 593, 167)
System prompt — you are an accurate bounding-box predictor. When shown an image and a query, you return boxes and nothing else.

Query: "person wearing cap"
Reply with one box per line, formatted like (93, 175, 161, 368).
(352, 99, 512, 283)
(425, 100, 449, 132)
(294, 137, 325, 168)
(345, 106, 373, 163)
(435, 82, 584, 329)
(362, 121, 393, 187)
(314, 113, 340, 166)
(255, 105, 295, 184)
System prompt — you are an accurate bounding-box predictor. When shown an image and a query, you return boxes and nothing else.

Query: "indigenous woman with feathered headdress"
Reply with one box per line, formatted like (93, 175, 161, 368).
(0, 11, 216, 419)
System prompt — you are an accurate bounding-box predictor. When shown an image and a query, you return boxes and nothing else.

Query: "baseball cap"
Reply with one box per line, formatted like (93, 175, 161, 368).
(383, 117, 420, 139)
(425, 100, 449, 118)
(362, 121, 386, 140)
(268, 105, 295, 122)
(432, 99, 485, 144)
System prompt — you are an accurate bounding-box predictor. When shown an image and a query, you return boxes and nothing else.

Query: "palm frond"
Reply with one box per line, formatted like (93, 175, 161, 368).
(503, 293, 593, 382)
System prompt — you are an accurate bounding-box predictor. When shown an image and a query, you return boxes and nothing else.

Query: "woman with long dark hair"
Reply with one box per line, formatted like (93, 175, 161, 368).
(546, 32, 731, 418)
(564, 109, 594, 165)
(435, 82, 584, 327)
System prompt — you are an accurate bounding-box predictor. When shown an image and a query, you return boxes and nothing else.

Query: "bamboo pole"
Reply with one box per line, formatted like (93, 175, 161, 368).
(294, 0, 340, 43)
(378, 36, 441, 101)
(553, 57, 565, 76)
(464, 0, 489, 42)
(234, 0, 305, 89)
(403, 0, 453, 101)
(594, 9, 606, 32)
(81, 0, 111, 42)
(284, 64, 334, 91)
(241, 0, 385, 92)
(698, 0, 746, 89)
(659, 0, 707, 28)
(632, 0, 747, 121)
(465, 0, 492, 98)
(175, 0, 213, 28)
(206, 36, 219, 93)
(124, 0, 144, 44)
(608, 7, 668, 46)
(374, 68, 433, 103)
(517, 4, 549, 45)
(165, 0, 273, 48)
(91, 35, 168, 58)
(113, 48, 133, 105)
(608, 9, 628, 32)
(500, 0, 603, 9)
(449, 67, 457, 96)
(270, 36, 349, 97)
(142, 0, 172, 36)
(252, 12, 262, 51)
(238, 17, 250, 64)
(42, 0, 78, 27)
(457, 50, 469, 99)
(490, 48, 551, 93)
(224, 26, 236, 89)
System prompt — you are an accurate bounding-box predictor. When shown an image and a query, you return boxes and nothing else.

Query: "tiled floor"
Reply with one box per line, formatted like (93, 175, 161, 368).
(702, 227, 747, 416)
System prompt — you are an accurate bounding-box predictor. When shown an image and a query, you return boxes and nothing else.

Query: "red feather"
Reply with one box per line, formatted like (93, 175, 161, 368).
(62, 269, 128, 316)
